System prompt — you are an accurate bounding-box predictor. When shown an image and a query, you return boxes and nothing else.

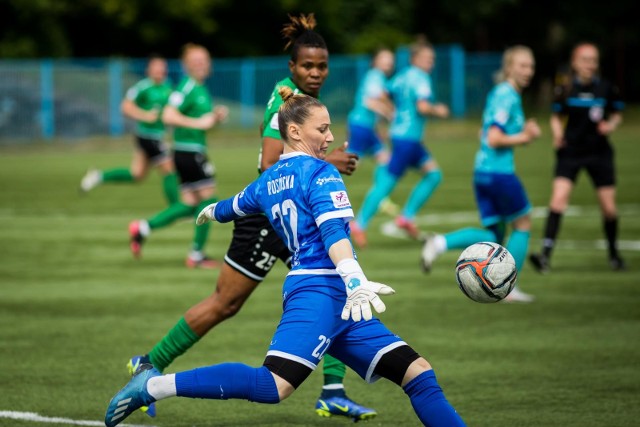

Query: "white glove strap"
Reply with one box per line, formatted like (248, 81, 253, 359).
(336, 258, 366, 293)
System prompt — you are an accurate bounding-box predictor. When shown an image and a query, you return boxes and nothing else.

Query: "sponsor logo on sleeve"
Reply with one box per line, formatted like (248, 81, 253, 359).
(315, 175, 343, 186)
(330, 191, 351, 208)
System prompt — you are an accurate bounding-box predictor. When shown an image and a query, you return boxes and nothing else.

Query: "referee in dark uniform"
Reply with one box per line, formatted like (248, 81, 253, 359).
(530, 42, 625, 272)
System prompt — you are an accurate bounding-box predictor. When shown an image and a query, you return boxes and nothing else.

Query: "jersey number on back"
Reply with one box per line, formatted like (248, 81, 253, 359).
(271, 199, 299, 252)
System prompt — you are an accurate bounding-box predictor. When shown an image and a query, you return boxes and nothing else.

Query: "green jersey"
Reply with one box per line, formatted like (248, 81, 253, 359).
(169, 77, 213, 152)
(125, 77, 172, 139)
(261, 77, 303, 140)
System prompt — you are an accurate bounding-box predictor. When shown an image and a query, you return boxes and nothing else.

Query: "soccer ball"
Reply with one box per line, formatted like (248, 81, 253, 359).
(455, 242, 517, 303)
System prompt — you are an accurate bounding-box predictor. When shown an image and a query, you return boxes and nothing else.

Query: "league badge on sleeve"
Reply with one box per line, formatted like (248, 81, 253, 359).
(330, 191, 351, 208)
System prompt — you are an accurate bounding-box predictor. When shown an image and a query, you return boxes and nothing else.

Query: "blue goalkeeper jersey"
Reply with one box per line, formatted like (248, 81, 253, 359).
(388, 65, 433, 141)
(347, 68, 388, 128)
(474, 82, 524, 174)
(213, 152, 354, 273)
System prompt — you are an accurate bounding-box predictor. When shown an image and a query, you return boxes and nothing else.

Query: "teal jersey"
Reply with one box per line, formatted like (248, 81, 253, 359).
(347, 68, 388, 128)
(168, 77, 213, 152)
(388, 66, 433, 141)
(474, 82, 525, 174)
(125, 78, 172, 139)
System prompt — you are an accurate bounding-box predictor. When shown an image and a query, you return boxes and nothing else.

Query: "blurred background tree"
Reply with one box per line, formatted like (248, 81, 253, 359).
(0, 0, 636, 99)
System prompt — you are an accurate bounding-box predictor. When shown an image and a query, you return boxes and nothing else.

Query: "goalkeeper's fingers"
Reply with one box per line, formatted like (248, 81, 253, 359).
(341, 302, 351, 321)
(367, 281, 396, 296)
(369, 293, 386, 314)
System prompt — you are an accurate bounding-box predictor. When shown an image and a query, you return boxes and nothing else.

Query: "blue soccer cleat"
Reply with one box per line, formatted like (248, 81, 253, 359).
(127, 355, 156, 417)
(315, 395, 378, 421)
(105, 363, 159, 427)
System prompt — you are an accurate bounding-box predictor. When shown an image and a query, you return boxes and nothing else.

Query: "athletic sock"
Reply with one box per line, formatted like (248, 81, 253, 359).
(148, 317, 201, 372)
(487, 222, 506, 245)
(147, 202, 194, 230)
(542, 210, 563, 258)
(506, 229, 530, 272)
(319, 355, 346, 398)
(102, 168, 134, 183)
(444, 228, 496, 250)
(356, 166, 398, 229)
(402, 169, 443, 219)
(193, 198, 217, 252)
(403, 370, 466, 427)
(175, 364, 279, 403)
(162, 173, 180, 205)
(603, 217, 619, 259)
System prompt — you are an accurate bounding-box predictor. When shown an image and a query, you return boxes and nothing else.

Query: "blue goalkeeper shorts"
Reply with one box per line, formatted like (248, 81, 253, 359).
(266, 273, 406, 383)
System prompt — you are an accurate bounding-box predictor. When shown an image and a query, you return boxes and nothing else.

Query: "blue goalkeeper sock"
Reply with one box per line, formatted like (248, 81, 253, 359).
(356, 166, 397, 229)
(402, 170, 442, 219)
(175, 364, 279, 404)
(506, 229, 530, 272)
(403, 370, 466, 427)
(444, 228, 496, 250)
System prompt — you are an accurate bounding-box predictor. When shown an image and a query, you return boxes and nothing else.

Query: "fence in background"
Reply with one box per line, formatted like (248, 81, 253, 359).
(0, 45, 501, 140)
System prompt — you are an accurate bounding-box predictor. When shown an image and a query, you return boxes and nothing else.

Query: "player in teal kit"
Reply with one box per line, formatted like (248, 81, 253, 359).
(347, 48, 397, 215)
(80, 56, 179, 205)
(351, 42, 449, 247)
(421, 46, 541, 302)
(105, 85, 466, 427)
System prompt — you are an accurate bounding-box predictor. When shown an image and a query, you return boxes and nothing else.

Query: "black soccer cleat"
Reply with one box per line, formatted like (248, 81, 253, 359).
(528, 253, 550, 274)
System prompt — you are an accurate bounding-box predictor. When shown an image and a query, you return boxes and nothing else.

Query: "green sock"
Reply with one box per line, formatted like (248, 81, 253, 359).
(192, 198, 217, 251)
(162, 173, 180, 205)
(322, 354, 346, 385)
(148, 317, 201, 373)
(148, 202, 194, 230)
(102, 168, 134, 183)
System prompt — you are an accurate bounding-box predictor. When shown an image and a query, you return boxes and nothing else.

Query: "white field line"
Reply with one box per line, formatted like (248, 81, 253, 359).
(0, 410, 155, 427)
(380, 204, 640, 251)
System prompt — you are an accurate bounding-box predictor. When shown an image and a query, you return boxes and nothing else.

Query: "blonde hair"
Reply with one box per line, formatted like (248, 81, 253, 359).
(495, 45, 533, 82)
(277, 86, 324, 141)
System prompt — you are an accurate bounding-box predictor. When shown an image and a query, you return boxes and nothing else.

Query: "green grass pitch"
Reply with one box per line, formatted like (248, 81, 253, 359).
(1, 111, 639, 426)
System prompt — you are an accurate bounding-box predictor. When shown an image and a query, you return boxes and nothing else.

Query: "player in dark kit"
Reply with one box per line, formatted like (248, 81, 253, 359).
(530, 43, 625, 272)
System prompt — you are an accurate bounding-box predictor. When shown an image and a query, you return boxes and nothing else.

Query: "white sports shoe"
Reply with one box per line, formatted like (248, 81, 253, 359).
(503, 286, 535, 303)
(80, 168, 102, 193)
(421, 234, 440, 273)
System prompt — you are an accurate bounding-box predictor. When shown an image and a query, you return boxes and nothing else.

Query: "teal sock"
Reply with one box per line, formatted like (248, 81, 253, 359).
(148, 202, 195, 230)
(403, 169, 442, 219)
(102, 168, 134, 183)
(162, 173, 180, 205)
(193, 198, 217, 251)
(506, 229, 530, 271)
(356, 167, 398, 229)
(445, 228, 496, 250)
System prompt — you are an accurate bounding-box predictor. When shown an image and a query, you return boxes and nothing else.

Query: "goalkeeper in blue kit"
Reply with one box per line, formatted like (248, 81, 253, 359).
(106, 85, 465, 427)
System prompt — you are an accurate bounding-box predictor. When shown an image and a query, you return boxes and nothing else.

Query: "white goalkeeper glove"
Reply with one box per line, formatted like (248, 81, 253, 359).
(336, 258, 395, 322)
(196, 202, 218, 225)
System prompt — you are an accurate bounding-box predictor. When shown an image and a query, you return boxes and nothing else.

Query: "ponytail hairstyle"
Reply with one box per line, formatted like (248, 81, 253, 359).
(277, 86, 324, 142)
(281, 13, 328, 61)
(495, 45, 533, 83)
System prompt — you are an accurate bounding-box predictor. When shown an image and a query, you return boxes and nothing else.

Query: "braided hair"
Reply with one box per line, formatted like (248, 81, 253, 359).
(281, 13, 328, 61)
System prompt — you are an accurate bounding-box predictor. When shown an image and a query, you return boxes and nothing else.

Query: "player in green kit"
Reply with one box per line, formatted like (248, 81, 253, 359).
(125, 14, 375, 421)
(80, 56, 179, 205)
(129, 44, 229, 269)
